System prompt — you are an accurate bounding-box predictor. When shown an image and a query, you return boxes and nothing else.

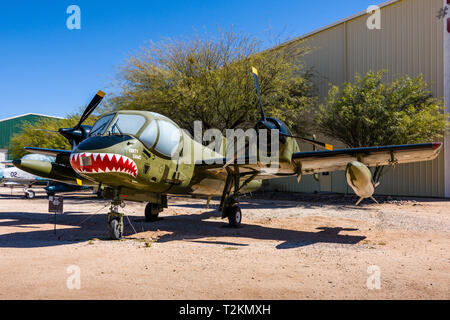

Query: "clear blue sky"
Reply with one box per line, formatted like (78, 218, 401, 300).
(0, 0, 378, 119)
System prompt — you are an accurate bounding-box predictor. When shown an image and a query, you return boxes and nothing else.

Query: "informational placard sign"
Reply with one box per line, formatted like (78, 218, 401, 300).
(48, 195, 64, 214)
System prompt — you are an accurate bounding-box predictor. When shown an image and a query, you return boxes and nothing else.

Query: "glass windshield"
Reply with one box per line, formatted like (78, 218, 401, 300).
(106, 114, 146, 136)
(90, 114, 115, 137)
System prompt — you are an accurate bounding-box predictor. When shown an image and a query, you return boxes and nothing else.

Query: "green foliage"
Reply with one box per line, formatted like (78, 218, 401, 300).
(104, 29, 316, 135)
(9, 115, 96, 159)
(315, 70, 449, 147)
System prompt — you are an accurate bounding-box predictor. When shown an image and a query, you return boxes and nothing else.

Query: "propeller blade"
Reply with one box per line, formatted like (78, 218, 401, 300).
(252, 67, 266, 121)
(75, 90, 105, 129)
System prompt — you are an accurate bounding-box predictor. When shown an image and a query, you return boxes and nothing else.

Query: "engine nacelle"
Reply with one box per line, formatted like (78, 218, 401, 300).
(346, 161, 378, 205)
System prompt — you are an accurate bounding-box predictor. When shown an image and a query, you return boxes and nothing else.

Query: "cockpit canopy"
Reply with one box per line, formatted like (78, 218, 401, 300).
(90, 111, 182, 158)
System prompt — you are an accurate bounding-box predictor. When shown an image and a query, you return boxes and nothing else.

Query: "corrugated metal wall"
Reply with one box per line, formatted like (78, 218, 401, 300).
(267, 0, 446, 197)
(0, 114, 57, 158)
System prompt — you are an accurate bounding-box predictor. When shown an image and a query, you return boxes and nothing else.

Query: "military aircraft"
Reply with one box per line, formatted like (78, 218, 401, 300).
(1, 154, 91, 198)
(1, 154, 56, 198)
(13, 68, 443, 240)
(1, 167, 44, 198)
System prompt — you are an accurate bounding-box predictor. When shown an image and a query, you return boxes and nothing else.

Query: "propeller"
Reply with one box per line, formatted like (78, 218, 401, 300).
(251, 67, 333, 151)
(57, 90, 106, 148)
(74, 90, 105, 130)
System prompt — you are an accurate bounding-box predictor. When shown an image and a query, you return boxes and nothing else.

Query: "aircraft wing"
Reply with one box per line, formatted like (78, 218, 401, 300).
(292, 142, 443, 175)
(195, 142, 443, 178)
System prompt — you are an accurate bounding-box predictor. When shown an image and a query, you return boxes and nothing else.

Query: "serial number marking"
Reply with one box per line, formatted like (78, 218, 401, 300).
(178, 304, 271, 317)
(223, 304, 271, 315)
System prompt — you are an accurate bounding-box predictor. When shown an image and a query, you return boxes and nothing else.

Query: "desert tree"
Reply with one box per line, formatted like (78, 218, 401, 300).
(315, 70, 449, 181)
(104, 29, 317, 135)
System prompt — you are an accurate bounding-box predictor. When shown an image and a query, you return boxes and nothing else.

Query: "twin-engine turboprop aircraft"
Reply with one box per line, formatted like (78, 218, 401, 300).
(13, 68, 443, 239)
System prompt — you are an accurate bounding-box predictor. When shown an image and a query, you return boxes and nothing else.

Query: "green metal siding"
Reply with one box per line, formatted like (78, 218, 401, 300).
(0, 114, 59, 156)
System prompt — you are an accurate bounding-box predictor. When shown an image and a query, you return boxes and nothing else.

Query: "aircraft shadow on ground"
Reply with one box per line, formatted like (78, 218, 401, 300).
(172, 200, 374, 213)
(0, 207, 366, 249)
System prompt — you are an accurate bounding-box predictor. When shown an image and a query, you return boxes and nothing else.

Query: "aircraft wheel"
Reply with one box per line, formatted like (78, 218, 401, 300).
(227, 205, 242, 228)
(145, 203, 160, 222)
(26, 190, 35, 199)
(108, 218, 123, 240)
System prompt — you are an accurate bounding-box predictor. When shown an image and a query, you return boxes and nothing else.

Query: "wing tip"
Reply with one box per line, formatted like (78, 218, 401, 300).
(432, 142, 443, 150)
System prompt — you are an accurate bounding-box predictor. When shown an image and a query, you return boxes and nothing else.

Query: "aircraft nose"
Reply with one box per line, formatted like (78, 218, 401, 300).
(70, 152, 138, 178)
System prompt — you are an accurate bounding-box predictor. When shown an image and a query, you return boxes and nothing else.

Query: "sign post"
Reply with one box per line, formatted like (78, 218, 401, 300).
(48, 195, 64, 234)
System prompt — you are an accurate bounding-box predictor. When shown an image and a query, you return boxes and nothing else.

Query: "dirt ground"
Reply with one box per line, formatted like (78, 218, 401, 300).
(0, 186, 448, 300)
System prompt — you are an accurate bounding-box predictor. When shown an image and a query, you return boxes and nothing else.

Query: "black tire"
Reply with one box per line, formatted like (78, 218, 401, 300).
(227, 205, 242, 228)
(26, 191, 35, 199)
(108, 218, 123, 240)
(145, 203, 160, 222)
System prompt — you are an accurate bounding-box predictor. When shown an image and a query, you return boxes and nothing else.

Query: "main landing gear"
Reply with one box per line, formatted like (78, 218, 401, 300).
(219, 166, 258, 228)
(144, 203, 163, 222)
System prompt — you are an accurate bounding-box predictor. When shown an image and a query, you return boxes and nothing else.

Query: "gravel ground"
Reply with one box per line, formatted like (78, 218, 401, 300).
(0, 187, 448, 300)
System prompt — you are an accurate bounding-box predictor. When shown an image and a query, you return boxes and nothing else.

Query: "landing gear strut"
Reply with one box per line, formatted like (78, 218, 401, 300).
(107, 200, 124, 240)
(219, 165, 257, 228)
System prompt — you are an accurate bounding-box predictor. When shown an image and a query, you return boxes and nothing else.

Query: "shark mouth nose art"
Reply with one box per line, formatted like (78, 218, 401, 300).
(70, 153, 138, 178)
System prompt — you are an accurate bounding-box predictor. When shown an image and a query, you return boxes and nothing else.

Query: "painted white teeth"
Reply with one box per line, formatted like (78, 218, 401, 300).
(72, 152, 138, 177)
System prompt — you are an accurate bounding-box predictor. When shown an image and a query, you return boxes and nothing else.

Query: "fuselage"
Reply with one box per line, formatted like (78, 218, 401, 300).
(69, 110, 299, 198)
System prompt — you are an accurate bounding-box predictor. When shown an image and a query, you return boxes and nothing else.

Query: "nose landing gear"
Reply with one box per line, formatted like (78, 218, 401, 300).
(107, 200, 125, 240)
